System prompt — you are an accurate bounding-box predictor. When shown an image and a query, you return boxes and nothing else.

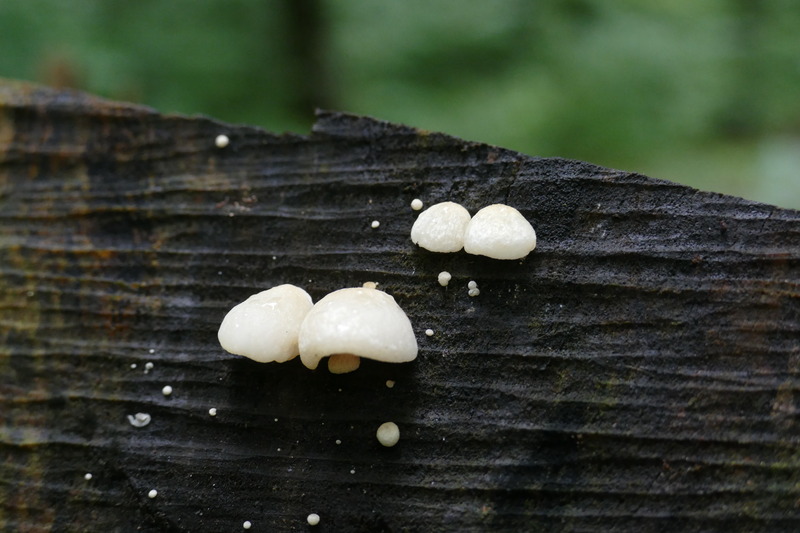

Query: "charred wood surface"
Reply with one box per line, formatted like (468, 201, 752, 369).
(0, 80, 799, 532)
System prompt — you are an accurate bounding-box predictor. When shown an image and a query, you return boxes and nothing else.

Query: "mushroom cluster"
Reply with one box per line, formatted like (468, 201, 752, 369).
(410, 201, 536, 260)
(218, 285, 418, 374)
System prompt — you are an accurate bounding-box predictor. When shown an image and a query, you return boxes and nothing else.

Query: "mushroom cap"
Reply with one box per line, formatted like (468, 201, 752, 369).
(410, 201, 471, 253)
(463, 204, 537, 259)
(299, 287, 418, 370)
(218, 284, 313, 363)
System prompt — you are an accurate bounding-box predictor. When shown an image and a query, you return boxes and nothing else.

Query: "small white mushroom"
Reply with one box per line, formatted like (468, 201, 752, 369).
(463, 204, 537, 259)
(218, 284, 313, 363)
(410, 198, 423, 211)
(425, 329, 434, 337)
(371, 220, 380, 229)
(362, 281, 378, 289)
(208, 408, 217, 417)
(242, 520, 252, 530)
(298, 287, 418, 373)
(437, 271, 452, 287)
(376, 422, 400, 447)
(161, 385, 173, 396)
(215, 134, 229, 148)
(307, 513, 320, 526)
(410, 201, 471, 253)
(148, 489, 158, 499)
(84, 473, 92, 481)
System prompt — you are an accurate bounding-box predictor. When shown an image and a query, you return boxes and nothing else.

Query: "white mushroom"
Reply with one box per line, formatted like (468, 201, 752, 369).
(217, 284, 313, 363)
(215, 134, 229, 148)
(410, 198, 423, 211)
(437, 271, 452, 287)
(299, 287, 418, 373)
(463, 204, 537, 259)
(410, 201, 471, 253)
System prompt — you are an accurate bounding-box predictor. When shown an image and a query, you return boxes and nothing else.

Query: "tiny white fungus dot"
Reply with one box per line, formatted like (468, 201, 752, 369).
(468, 280, 478, 290)
(215, 134, 229, 148)
(437, 271, 452, 287)
(161, 385, 173, 396)
(149, 348, 155, 354)
(377, 421, 400, 447)
(208, 408, 217, 417)
(243, 520, 252, 529)
(371, 220, 380, 229)
(127, 412, 151, 428)
(84, 473, 92, 480)
(425, 329, 434, 337)
(148, 489, 158, 499)
(144, 362, 154, 372)
(362, 281, 378, 289)
(385, 380, 395, 388)
(307, 513, 320, 526)
(350, 469, 356, 474)
(410, 198, 423, 211)
(468, 288, 481, 297)
(335, 439, 342, 445)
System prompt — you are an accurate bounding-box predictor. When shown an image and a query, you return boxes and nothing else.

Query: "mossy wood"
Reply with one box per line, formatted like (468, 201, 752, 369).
(1, 80, 798, 532)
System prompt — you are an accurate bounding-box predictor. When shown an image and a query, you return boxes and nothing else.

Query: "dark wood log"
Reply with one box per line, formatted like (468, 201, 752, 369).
(1, 79, 798, 532)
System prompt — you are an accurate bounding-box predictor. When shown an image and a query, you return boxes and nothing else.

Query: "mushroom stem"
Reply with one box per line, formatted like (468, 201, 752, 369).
(327, 353, 361, 374)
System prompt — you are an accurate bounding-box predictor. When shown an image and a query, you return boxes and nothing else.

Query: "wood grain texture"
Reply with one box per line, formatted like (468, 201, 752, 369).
(1, 79, 798, 532)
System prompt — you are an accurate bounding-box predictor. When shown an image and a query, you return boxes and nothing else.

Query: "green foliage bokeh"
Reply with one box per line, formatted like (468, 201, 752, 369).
(1, 0, 798, 208)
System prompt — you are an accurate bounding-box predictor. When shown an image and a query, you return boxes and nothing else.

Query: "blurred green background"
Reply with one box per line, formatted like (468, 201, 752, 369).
(1, 0, 798, 208)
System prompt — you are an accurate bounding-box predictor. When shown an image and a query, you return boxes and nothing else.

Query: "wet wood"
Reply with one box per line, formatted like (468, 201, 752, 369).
(1, 79, 798, 532)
